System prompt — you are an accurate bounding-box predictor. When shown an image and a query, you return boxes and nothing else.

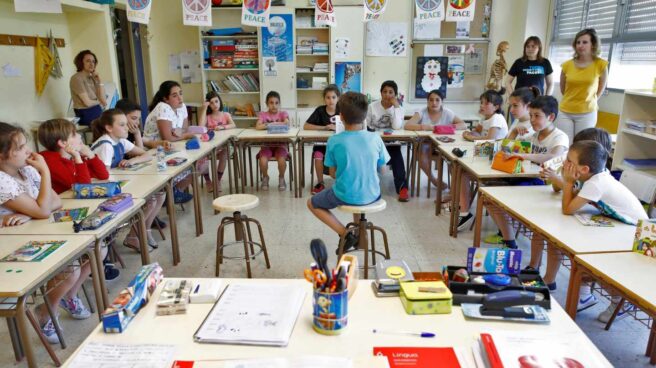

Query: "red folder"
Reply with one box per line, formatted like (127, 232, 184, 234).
(373, 347, 461, 368)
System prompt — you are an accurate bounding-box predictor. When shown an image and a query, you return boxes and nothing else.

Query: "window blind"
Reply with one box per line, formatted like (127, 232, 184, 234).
(625, 0, 656, 34)
(585, 0, 619, 38)
(555, 0, 586, 40)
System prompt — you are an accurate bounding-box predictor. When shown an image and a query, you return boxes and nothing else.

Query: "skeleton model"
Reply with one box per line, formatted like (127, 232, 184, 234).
(486, 41, 509, 91)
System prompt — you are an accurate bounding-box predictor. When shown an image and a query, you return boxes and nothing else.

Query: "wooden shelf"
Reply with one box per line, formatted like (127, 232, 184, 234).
(296, 53, 329, 56)
(201, 35, 258, 39)
(297, 88, 325, 91)
(221, 91, 260, 95)
(296, 27, 330, 30)
(296, 71, 329, 74)
(621, 128, 656, 142)
(617, 164, 656, 178)
(204, 68, 259, 71)
(625, 90, 656, 98)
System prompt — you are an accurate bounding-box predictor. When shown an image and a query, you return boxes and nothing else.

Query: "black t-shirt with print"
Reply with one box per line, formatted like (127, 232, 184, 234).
(306, 105, 340, 126)
(508, 58, 553, 95)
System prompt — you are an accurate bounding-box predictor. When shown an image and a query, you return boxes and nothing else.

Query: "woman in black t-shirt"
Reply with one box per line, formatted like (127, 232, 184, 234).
(506, 36, 553, 96)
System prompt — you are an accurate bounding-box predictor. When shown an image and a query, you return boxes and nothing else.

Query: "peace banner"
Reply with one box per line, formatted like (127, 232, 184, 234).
(415, 0, 444, 23)
(446, 0, 475, 22)
(242, 0, 271, 27)
(315, 0, 336, 27)
(127, 0, 152, 25)
(182, 0, 212, 27)
(363, 0, 387, 22)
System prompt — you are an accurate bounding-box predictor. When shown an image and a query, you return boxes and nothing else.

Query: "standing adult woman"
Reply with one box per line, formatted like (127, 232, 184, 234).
(506, 36, 554, 96)
(70, 50, 106, 126)
(556, 28, 608, 143)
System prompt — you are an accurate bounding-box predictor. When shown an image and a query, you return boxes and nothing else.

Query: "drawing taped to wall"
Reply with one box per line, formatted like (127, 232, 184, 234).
(415, 56, 447, 98)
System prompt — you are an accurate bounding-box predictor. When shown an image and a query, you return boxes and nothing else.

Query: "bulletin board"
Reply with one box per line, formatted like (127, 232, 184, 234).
(409, 0, 492, 103)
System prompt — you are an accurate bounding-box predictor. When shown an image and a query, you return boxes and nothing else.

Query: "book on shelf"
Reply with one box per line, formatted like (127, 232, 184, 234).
(297, 36, 318, 46)
(626, 119, 656, 134)
(208, 73, 259, 93)
(311, 77, 328, 89)
(204, 38, 258, 70)
(622, 158, 656, 170)
(1, 240, 67, 262)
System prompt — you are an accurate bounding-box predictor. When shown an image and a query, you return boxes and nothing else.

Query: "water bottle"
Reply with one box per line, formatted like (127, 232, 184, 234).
(156, 145, 166, 172)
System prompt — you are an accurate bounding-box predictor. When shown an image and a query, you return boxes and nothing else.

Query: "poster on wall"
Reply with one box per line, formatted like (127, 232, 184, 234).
(315, 0, 336, 27)
(335, 62, 362, 93)
(14, 0, 61, 13)
(415, 56, 448, 99)
(366, 22, 408, 57)
(263, 57, 278, 77)
(448, 55, 464, 88)
(455, 21, 470, 38)
(261, 14, 294, 62)
(413, 19, 441, 40)
(446, 0, 476, 22)
(127, 0, 152, 25)
(180, 51, 201, 84)
(363, 0, 388, 22)
(182, 0, 212, 27)
(415, 0, 444, 23)
(465, 47, 483, 74)
(334, 37, 351, 59)
(242, 0, 271, 27)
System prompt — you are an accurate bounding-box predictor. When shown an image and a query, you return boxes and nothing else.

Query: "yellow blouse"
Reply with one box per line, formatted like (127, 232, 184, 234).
(560, 58, 608, 114)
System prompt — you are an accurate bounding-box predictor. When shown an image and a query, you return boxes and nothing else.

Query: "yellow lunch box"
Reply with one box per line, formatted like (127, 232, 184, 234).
(399, 281, 453, 315)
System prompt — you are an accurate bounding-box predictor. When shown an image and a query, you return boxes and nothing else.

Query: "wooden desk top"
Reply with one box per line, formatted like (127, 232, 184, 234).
(0, 235, 95, 297)
(297, 130, 334, 140)
(59, 174, 169, 200)
(458, 156, 541, 179)
(574, 253, 656, 315)
(428, 134, 473, 146)
(236, 128, 300, 140)
(378, 129, 417, 139)
(0, 198, 145, 238)
(63, 278, 610, 368)
(480, 186, 637, 255)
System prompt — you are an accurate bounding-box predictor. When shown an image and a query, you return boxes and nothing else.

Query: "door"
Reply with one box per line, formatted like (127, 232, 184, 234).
(131, 23, 150, 117)
(259, 9, 296, 109)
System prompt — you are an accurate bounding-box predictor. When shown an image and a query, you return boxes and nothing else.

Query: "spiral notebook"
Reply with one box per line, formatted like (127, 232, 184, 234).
(194, 283, 306, 347)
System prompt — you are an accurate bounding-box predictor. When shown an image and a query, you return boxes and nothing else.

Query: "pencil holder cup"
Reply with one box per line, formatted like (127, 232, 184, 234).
(312, 288, 348, 335)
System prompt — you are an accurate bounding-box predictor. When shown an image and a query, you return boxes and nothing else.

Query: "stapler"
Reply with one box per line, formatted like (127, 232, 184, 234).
(479, 290, 544, 318)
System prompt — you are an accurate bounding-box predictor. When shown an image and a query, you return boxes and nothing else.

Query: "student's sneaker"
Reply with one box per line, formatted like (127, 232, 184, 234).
(59, 296, 91, 320)
(597, 301, 636, 323)
(278, 177, 287, 191)
(261, 176, 269, 190)
(336, 232, 359, 255)
(311, 182, 325, 195)
(104, 262, 120, 281)
(547, 282, 557, 291)
(398, 188, 409, 202)
(146, 230, 158, 249)
(457, 213, 474, 231)
(173, 189, 193, 204)
(483, 232, 505, 245)
(577, 294, 599, 312)
(40, 318, 61, 345)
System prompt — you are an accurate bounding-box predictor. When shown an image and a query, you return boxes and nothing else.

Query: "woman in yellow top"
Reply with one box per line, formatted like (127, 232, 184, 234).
(556, 28, 608, 144)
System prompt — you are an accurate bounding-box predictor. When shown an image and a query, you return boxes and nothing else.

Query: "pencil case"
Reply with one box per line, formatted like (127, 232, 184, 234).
(167, 157, 188, 166)
(185, 137, 201, 150)
(433, 125, 456, 135)
(73, 182, 122, 199)
(187, 126, 207, 135)
(200, 130, 215, 142)
(491, 152, 523, 174)
(99, 193, 133, 213)
(73, 209, 116, 232)
(267, 124, 289, 134)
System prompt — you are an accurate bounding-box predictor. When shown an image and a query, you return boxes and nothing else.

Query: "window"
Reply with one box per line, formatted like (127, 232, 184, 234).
(550, 0, 656, 91)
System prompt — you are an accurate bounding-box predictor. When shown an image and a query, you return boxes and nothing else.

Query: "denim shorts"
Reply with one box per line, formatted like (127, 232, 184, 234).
(311, 188, 380, 210)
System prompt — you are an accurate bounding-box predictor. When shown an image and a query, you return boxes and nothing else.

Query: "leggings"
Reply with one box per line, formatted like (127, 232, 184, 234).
(554, 110, 597, 144)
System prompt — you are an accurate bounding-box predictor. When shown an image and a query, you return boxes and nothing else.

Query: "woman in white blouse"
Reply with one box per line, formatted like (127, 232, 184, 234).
(143, 81, 195, 142)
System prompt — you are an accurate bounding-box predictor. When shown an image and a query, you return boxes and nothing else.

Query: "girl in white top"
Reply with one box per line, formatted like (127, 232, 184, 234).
(463, 89, 508, 141)
(506, 87, 539, 141)
(406, 89, 466, 194)
(143, 81, 195, 142)
(0, 123, 93, 344)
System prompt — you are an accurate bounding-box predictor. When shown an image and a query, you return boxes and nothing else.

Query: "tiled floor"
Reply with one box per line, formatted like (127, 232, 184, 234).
(0, 155, 652, 367)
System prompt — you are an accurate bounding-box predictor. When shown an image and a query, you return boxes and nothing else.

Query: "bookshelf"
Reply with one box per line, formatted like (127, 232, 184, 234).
(295, 8, 330, 108)
(199, 7, 261, 128)
(612, 90, 656, 178)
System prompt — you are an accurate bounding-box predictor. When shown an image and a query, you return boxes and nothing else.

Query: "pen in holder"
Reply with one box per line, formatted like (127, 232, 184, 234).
(312, 287, 348, 335)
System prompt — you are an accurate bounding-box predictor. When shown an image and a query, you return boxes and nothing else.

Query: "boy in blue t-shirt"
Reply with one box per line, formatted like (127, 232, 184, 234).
(307, 92, 390, 253)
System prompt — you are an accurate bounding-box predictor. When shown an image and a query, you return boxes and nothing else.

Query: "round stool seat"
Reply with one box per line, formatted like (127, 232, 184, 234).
(212, 194, 259, 212)
(337, 199, 387, 214)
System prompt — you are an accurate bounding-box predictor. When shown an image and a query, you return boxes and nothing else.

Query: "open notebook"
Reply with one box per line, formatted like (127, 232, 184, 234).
(194, 283, 306, 347)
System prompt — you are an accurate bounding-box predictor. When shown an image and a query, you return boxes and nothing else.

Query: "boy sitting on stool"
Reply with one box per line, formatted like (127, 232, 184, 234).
(307, 92, 390, 254)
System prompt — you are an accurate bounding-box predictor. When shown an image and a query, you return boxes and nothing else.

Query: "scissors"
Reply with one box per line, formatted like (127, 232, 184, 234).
(310, 239, 331, 286)
(304, 269, 327, 289)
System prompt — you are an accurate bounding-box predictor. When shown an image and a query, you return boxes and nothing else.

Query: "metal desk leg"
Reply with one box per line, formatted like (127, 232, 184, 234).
(210, 147, 219, 200)
(165, 182, 181, 265)
(435, 152, 444, 216)
(94, 239, 109, 310)
(136, 209, 150, 265)
(473, 194, 484, 247)
(449, 163, 462, 237)
(6, 317, 23, 361)
(227, 143, 234, 195)
(15, 296, 36, 368)
(565, 260, 583, 318)
(192, 163, 203, 237)
(291, 140, 298, 198)
(87, 249, 103, 321)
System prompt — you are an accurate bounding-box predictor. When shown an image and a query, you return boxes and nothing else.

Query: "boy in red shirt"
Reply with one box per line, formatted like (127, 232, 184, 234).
(38, 118, 109, 194)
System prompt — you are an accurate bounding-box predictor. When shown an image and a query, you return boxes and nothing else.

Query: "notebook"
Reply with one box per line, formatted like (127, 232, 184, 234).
(194, 283, 305, 346)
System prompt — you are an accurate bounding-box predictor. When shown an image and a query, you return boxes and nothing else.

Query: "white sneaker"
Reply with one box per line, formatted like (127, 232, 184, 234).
(59, 296, 91, 320)
(577, 294, 599, 312)
(261, 176, 269, 190)
(278, 177, 286, 191)
(41, 318, 61, 345)
(597, 301, 636, 323)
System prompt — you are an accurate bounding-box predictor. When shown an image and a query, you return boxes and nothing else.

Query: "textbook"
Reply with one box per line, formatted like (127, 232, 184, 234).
(500, 139, 532, 154)
(574, 213, 614, 227)
(52, 207, 89, 223)
(1, 240, 66, 262)
(373, 347, 461, 368)
(633, 219, 656, 257)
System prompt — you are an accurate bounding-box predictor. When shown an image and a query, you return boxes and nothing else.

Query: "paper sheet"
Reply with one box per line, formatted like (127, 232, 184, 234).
(180, 51, 201, 84)
(223, 356, 353, 368)
(2, 63, 22, 77)
(413, 19, 440, 40)
(68, 343, 175, 368)
(424, 44, 443, 57)
(14, 0, 61, 13)
(169, 54, 180, 74)
(366, 22, 408, 57)
(334, 37, 351, 59)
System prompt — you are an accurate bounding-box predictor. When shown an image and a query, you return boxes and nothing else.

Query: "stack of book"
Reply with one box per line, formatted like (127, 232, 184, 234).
(626, 119, 656, 135)
(209, 39, 235, 69)
(230, 103, 260, 118)
(234, 39, 258, 69)
(208, 73, 260, 93)
(312, 42, 329, 55)
(296, 65, 312, 72)
(313, 62, 329, 72)
(156, 280, 191, 316)
(372, 259, 414, 296)
(296, 44, 313, 55)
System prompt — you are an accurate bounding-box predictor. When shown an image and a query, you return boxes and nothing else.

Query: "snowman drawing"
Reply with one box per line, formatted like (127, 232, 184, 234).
(421, 59, 442, 93)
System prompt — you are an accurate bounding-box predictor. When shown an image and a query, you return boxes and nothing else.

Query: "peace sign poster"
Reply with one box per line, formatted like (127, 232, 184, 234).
(446, 0, 475, 22)
(242, 0, 271, 27)
(416, 0, 444, 23)
(182, 0, 212, 27)
(315, 0, 336, 27)
(363, 0, 388, 22)
(127, 0, 152, 25)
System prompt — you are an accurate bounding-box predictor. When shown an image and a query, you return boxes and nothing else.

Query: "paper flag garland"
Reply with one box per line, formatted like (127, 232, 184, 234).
(35, 37, 54, 96)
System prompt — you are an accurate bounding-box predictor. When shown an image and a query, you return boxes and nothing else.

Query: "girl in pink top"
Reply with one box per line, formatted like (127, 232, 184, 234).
(255, 91, 290, 191)
(199, 91, 236, 192)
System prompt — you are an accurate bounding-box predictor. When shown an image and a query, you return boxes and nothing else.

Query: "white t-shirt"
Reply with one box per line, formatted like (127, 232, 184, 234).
(529, 127, 569, 154)
(508, 119, 534, 141)
(479, 114, 508, 139)
(418, 107, 456, 126)
(143, 102, 188, 140)
(91, 134, 136, 167)
(366, 101, 404, 131)
(0, 166, 41, 216)
(578, 171, 648, 225)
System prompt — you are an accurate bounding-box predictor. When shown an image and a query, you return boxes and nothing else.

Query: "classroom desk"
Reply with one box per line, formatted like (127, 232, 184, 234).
(0, 235, 99, 368)
(429, 138, 476, 216)
(449, 155, 541, 237)
(62, 277, 611, 368)
(0, 198, 147, 312)
(58, 174, 170, 200)
(296, 130, 333, 197)
(567, 253, 656, 364)
(234, 128, 300, 197)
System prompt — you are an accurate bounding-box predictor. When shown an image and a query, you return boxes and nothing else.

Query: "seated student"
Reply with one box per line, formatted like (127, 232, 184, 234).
(506, 87, 539, 141)
(38, 118, 109, 194)
(115, 98, 171, 150)
(255, 91, 290, 191)
(486, 96, 568, 248)
(405, 89, 466, 200)
(307, 92, 390, 253)
(198, 91, 236, 193)
(91, 109, 164, 251)
(0, 122, 90, 344)
(366, 80, 409, 202)
(457, 89, 509, 230)
(304, 84, 341, 195)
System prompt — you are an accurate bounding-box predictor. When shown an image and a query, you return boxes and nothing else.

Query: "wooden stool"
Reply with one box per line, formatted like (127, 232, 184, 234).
(336, 199, 390, 279)
(212, 194, 271, 278)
